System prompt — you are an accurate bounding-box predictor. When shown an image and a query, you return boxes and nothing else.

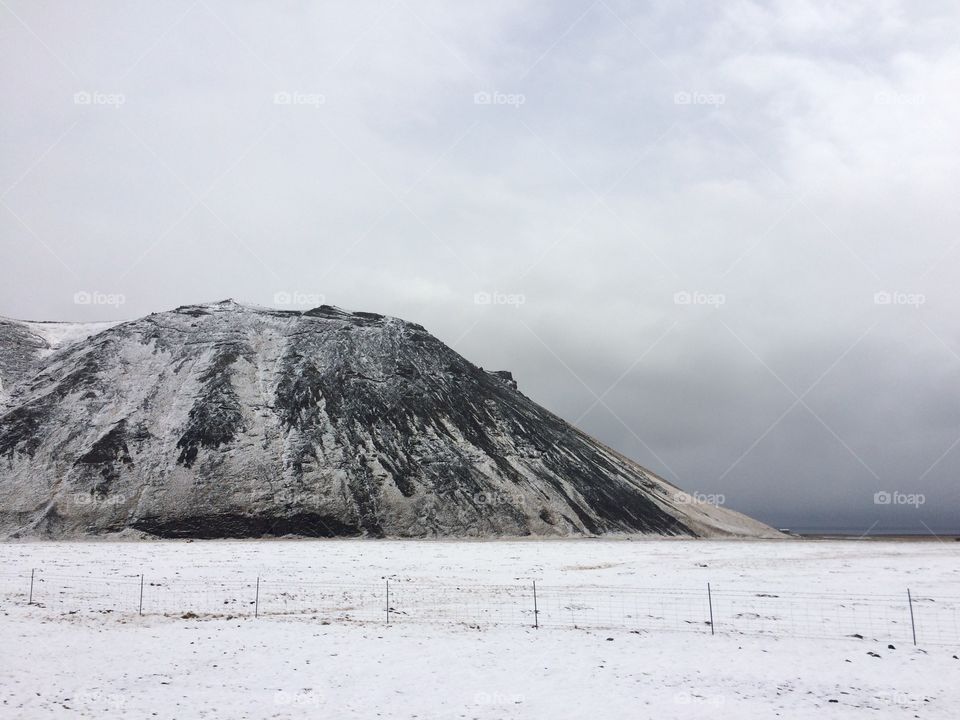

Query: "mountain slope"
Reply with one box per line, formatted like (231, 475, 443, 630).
(0, 317, 119, 404)
(0, 300, 779, 539)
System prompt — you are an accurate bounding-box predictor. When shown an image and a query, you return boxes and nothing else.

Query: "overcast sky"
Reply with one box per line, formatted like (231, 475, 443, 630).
(2, 0, 958, 533)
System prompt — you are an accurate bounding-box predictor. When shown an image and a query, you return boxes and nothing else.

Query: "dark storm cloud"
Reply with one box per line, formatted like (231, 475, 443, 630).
(1, 0, 958, 532)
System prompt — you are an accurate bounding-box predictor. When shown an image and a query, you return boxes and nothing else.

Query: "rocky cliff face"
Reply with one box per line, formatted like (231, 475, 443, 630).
(0, 300, 778, 539)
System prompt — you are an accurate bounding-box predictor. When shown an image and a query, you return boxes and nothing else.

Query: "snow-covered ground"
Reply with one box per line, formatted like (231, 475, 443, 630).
(1, 538, 958, 719)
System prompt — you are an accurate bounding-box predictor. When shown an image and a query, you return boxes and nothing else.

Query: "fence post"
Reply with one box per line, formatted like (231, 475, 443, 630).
(707, 582, 715, 635)
(28, 569, 35, 605)
(532, 580, 539, 629)
(254, 576, 260, 618)
(386, 580, 390, 625)
(907, 588, 916, 646)
(139, 574, 144, 616)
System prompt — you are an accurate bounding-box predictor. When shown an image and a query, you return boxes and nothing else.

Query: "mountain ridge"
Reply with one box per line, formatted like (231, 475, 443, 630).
(0, 300, 780, 539)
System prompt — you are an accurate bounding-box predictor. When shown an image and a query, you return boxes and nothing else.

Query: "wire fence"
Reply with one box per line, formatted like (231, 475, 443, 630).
(2, 569, 958, 646)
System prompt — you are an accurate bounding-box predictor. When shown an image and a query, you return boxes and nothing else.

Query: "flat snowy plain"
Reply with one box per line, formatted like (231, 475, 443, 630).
(1, 538, 958, 719)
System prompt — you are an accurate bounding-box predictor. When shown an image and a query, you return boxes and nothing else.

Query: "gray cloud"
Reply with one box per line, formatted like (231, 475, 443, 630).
(2, 0, 958, 533)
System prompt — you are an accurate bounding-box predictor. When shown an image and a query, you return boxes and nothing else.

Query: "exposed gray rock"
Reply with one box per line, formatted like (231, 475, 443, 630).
(0, 300, 780, 539)
(488, 370, 517, 390)
(0, 319, 47, 395)
(0, 316, 120, 408)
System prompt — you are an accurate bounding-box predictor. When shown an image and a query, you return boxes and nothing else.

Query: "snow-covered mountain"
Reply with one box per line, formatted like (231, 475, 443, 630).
(0, 300, 779, 539)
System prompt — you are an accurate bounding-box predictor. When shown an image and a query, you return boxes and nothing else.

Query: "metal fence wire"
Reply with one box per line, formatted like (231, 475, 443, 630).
(3, 570, 957, 647)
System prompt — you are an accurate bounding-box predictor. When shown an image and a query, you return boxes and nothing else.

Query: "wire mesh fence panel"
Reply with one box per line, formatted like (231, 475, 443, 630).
(28, 573, 141, 615)
(910, 594, 960, 646)
(259, 581, 386, 623)
(3, 570, 959, 645)
(534, 586, 712, 634)
(0, 571, 32, 605)
(713, 590, 926, 645)
(387, 581, 531, 627)
(142, 578, 258, 617)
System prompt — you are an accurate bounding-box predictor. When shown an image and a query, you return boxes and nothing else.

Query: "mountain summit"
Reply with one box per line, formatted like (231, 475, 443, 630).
(0, 301, 778, 538)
